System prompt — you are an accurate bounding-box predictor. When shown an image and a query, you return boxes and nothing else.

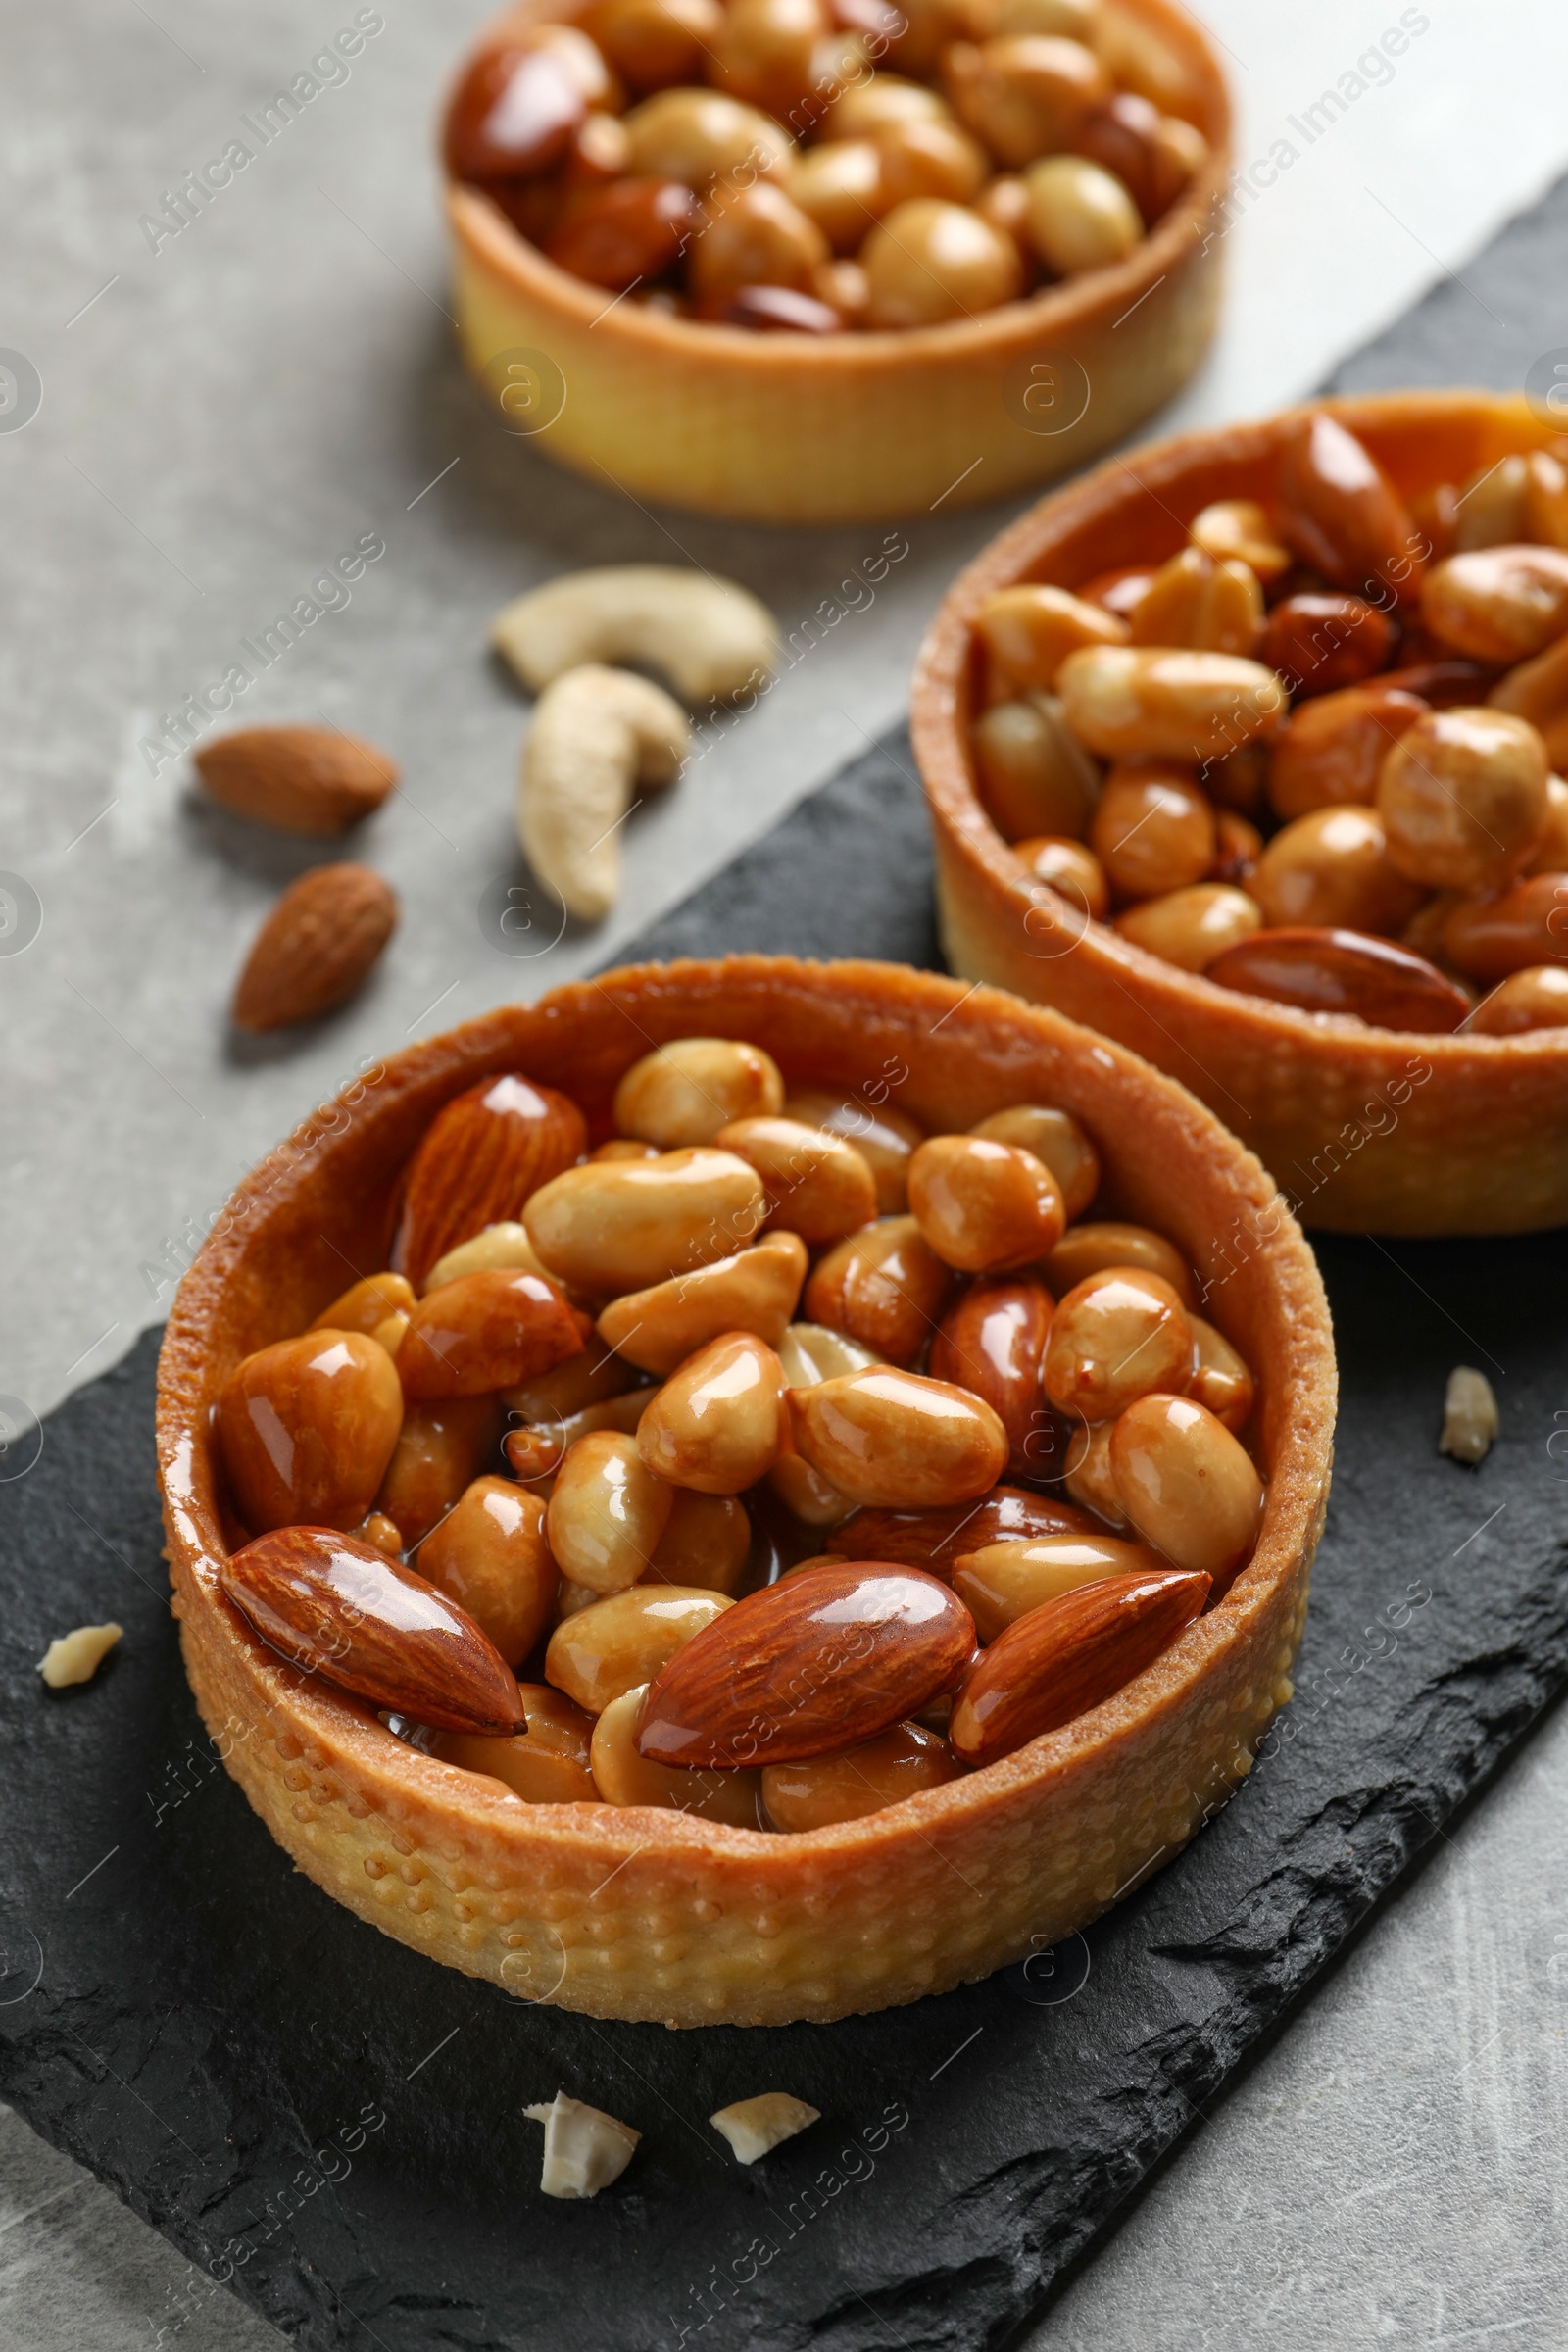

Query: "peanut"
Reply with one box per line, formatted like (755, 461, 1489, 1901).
(546, 1431, 674, 1592)
(621, 87, 793, 187)
(591, 1684, 761, 1821)
(525, 1148, 766, 1295)
(420, 1222, 553, 1296)
(1422, 546, 1568, 664)
(861, 198, 1022, 326)
(789, 1365, 1007, 1508)
(312, 1273, 416, 1337)
(1377, 707, 1549, 893)
(218, 1331, 404, 1537)
(1186, 1314, 1254, 1432)
(1465, 962, 1568, 1034)
(1251, 807, 1426, 936)
(546, 1585, 731, 1713)
(783, 1088, 925, 1213)
(1058, 646, 1287, 764)
(1268, 682, 1429, 822)
(1090, 761, 1217, 899)
(953, 1531, 1163, 1640)
(787, 137, 885, 249)
(928, 1276, 1057, 1481)
(973, 584, 1128, 696)
(434, 1684, 599, 1802)
(907, 1133, 1065, 1272)
(1108, 1392, 1263, 1580)
(1189, 500, 1292, 584)
(1013, 830, 1111, 919)
(584, 0, 724, 92)
(872, 115, 990, 210)
(613, 1036, 786, 1147)
(1260, 592, 1394, 699)
(969, 1102, 1101, 1217)
(946, 34, 1110, 169)
(761, 1720, 956, 1829)
(1045, 1219, 1194, 1303)
(1126, 547, 1264, 660)
(396, 1269, 586, 1401)
(713, 1115, 877, 1243)
(689, 181, 830, 303)
(709, 0, 826, 120)
(1114, 883, 1261, 972)
(1489, 633, 1568, 769)
(1443, 872, 1568, 983)
(1439, 1365, 1499, 1463)
(1061, 1414, 1127, 1524)
(1042, 1266, 1192, 1422)
(804, 1213, 955, 1363)
(972, 693, 1102, 842)
(506, 1349, 644, 1423)
(595, 1230, 807, 1374)
(644, 1489, 752, 1592)
(638, 1331, 787, 1493)
(374, 1396, 502, 1548)
(419, 1477, 558, 1664)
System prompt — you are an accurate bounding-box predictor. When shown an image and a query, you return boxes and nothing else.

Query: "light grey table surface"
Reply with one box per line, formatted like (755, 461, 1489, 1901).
(5, 2, 1568, 2344)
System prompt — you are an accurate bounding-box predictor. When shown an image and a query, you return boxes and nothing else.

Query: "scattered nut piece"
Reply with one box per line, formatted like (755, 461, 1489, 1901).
(1440, 1365, 1498, 1465)
(524, 2091, 640, 2197)
(230, 862, 398, 1032)
(38, 1623, 123, 1689)
(194, 725, 398, 836)
(519, 665, 689, 924)
(710, 2092, 820, 2163)
(493, 566, 778, 703)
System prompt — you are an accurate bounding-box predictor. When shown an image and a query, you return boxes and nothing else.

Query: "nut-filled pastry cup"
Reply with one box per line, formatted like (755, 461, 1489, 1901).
(158, 957, 1333, 2026)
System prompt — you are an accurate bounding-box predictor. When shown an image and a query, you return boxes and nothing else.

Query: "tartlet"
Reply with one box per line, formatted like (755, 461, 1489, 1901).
(442, 0, 1231, 523)
(912, 390, 1568, 1235)
(158, 956, 1333, 2027)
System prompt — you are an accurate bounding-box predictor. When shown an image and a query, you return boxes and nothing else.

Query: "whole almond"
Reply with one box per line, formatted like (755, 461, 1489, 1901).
(394, 1074, 587, 1292)
(220, 1525, 526, 1735)
(195, 726, 398, 836)
(637, 1561, 974, 1769)
(231, 862, 397, 1032)
(949, 1567, 1209, 1768)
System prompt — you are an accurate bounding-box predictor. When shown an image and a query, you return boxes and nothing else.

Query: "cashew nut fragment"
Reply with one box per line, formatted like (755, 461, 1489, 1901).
(494, 566, 779, 704)
(1440, 1365, 1498, 1465)
(520, 665, 689, 924)
(710, 2092, 820, 2163)
(524, 2091, 640, 2198)
(38, 1623, 122, 1688)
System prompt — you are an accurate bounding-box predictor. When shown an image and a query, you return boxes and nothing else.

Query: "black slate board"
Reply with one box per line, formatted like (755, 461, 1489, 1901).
(7, 161, 1568, 2352)
(3, 1255, 1566, 2352)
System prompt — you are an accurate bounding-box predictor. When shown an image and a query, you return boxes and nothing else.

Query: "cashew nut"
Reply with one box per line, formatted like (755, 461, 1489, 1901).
(519, 664, 689, 924)
(493, 566, 778, 704)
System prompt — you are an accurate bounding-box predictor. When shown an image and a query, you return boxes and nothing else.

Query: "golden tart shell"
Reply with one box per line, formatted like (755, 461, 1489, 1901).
(158, 956, 1334, 2027)
(443, 0, 1233, 524)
